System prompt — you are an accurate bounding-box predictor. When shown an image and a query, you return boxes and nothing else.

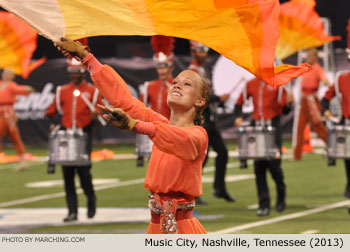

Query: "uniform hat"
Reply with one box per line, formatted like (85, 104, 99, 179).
(190, 40, 209, 53)
(67, 58, 86, 73)
(151, 35, 175, 68)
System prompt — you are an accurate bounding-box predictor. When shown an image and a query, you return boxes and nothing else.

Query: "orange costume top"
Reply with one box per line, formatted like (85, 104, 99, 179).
(0, 81, 30, 156)
(45, 81, 102, 129)
(139, 79, 172, 119)
(301, 62, 328, 95)
(82, 54, 208, 234)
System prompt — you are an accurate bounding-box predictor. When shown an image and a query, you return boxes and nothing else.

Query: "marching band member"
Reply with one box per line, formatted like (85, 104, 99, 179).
(189, 41, 234, 204)
(136, 35, 174, 166)
(234, 78, 292, 216)
(55, 38, 209, 234)
(321, 48, 350, 199)
(0, 68, 34, 171)
(293, 48, 329, 160)
(45, 58, 102, 222)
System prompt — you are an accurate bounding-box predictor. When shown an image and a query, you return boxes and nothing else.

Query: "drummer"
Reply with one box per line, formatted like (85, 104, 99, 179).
(321, 47, 350, 199)
(233, 78, 292, 216)
(45, 58, 102, 222)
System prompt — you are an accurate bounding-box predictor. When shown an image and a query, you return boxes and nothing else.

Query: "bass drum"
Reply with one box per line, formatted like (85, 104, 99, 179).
(48, 129, 90, 166)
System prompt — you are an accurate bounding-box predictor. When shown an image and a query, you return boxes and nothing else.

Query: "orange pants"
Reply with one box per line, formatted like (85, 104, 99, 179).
(0, 106, 25, 155)
(294, 95, 327, 160)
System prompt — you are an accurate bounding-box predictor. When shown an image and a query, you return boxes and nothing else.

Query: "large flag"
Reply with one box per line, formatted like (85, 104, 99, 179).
(276, 0, 340, 60)
(0, 11, 45, 78)
(0, 0, 310, 87)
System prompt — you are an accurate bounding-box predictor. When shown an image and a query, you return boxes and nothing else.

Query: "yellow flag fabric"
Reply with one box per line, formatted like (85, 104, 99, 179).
(276, 0, 340, 60)
(0, 0, 310, 87)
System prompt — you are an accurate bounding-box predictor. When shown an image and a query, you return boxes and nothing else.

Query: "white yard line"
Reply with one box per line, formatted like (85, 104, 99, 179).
(302, 229, 319, 234)
(211, 200, 350, 234)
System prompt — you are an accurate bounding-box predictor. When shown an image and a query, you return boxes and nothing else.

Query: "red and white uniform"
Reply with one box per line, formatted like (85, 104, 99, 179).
(45, 81, 101, 129)
(323, 71, 350, 118)
(0, 81, 30, 155)
(293, 62, 328, 160)
(140, 79, 172, 120)
(236, 78, 287, 121)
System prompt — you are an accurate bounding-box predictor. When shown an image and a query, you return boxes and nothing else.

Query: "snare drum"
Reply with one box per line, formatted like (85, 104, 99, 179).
(327, 125, 350, 159)
(48, 129, 90, 166)
(237, 126, 280, 159)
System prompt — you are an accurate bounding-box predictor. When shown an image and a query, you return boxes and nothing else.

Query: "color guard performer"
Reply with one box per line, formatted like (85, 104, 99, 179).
(189, 41, 234, 203)
(45, 58, 102, 222)
(55, 38, 209, 234)
(0, 68, 34, 171)
(136, 36, 174, 166)
(293, 48, 329, 160)
(234, 78, 292, 216)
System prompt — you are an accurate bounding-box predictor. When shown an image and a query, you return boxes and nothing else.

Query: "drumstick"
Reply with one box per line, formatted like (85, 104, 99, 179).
(228, 77, 246, 94)
(80, 93, 107, 126)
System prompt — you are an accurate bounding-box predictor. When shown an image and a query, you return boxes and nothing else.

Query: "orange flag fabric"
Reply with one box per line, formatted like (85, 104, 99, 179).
(276, 0, 341, 60)
(0, 0, 310, 87)
(0, 11, 45, 78)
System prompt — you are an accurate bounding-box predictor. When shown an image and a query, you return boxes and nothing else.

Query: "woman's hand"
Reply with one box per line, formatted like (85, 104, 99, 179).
(98, 101, 137, 131)
(54, 37, 90, 61)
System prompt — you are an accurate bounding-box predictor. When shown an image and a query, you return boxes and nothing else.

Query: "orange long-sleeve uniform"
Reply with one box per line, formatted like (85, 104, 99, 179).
(82, 54, 208, 234)
(45, 81, 102, 129)
(0, 81, 30, 155)
(139, 79, 172, 119)
(294, 62, 328, 160)
(301, 62, 328, 95)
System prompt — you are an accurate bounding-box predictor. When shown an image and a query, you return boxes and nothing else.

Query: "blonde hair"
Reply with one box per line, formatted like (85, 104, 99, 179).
(194, 75, 209, 126)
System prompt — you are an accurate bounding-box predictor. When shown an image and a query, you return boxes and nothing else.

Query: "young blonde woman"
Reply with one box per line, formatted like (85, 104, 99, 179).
(55, 38, 209, 234)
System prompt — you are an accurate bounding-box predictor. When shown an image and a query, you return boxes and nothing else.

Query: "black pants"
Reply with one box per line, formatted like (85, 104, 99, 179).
(62, 165, 95, 214)
(61, 125, 95, 214)
(203, 122, 228, 193)
(254, 159, 286, 209)
(344, 159, 350, 192)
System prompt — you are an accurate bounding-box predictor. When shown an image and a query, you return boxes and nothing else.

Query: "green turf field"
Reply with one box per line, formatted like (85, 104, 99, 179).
(1, 140, 349, 234)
